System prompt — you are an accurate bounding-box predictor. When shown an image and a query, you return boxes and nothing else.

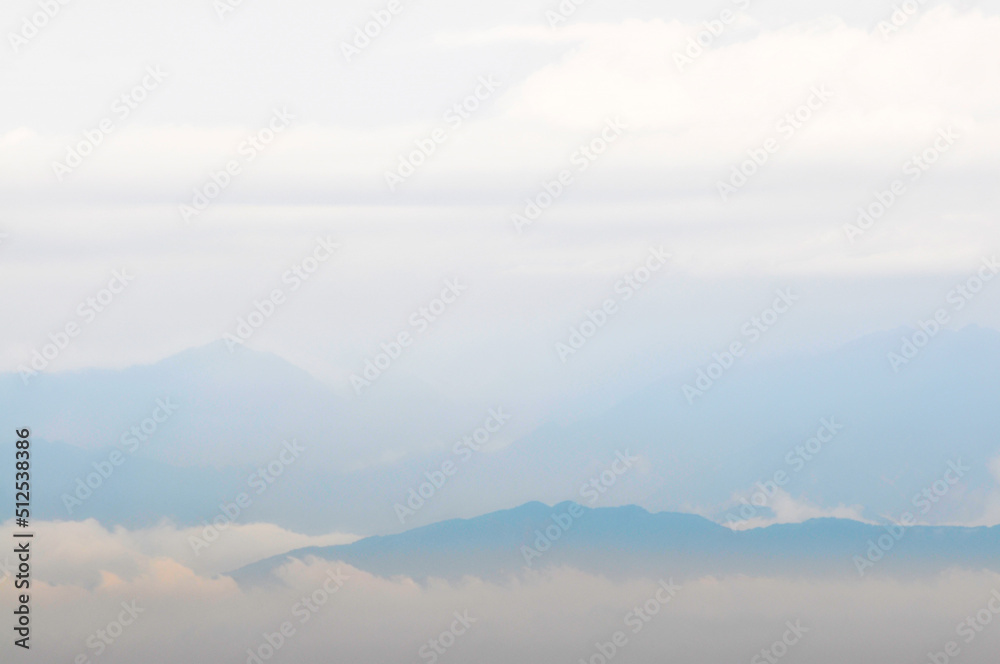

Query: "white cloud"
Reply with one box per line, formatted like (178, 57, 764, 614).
(0, 519, 359, 582)
(721, 489, 871, 530)
(964, 456, 1000, 526)
(3, 7, 1000, 203)
(2, 519, 999, 663)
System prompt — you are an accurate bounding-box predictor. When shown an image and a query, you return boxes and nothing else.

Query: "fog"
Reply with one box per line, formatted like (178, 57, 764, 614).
(2, 520, 999, 663)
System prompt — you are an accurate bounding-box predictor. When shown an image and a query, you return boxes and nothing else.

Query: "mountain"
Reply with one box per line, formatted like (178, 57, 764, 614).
(231, 502, 1000, 585)
(470, 324, 1000, 526)
(0, 340, 439, 468)
(0, 341, 469, 532)
(2, 326, 999, 534)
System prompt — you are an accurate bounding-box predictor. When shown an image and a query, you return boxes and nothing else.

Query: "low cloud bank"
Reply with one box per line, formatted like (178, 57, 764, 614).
(2, 520, 999, 663)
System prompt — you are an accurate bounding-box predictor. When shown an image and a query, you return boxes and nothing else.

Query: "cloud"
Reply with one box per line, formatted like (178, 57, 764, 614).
(720, 489, 872, 530)
(2, 2, 1000, 385)
(0, 519, 359, 583)
(963, 456, 1000, 526)
(2, 520, 1000, 663)
(2, 6, 1000, 206)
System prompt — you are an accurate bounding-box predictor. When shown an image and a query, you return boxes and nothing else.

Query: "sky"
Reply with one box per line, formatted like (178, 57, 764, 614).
(3, 0, 1000, 525)
(4, 1, 1000, 661)
(2, 1, 999, 406)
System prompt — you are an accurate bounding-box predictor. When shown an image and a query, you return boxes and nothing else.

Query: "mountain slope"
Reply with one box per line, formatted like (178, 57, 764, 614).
(3, 326, 999, 533)
(231, 502, 1000, 585)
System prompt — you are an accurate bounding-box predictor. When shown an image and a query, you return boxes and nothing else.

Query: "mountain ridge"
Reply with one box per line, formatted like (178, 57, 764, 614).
(229, 501, 1000, 586)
